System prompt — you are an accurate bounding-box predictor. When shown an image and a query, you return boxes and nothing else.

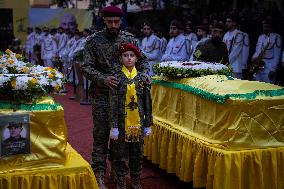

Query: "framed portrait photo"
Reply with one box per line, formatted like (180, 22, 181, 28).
(0, 113, 31, 157)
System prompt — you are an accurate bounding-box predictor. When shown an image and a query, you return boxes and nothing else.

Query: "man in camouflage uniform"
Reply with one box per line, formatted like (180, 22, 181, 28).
(193, 23, 229, 65)
(81, 5, 149, 189)
(1, 122, 30, 157)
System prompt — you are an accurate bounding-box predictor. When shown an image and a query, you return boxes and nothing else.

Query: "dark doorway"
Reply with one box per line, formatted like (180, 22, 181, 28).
(0, 9, 14, 52)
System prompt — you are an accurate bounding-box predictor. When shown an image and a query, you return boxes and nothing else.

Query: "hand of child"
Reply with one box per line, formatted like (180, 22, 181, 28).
(110, 128, 119, 140)
(144, 127, 151, 136)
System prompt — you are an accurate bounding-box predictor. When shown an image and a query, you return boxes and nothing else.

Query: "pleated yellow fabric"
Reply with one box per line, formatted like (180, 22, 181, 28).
(151, 79, 284, 150)
(0, 144, 98, 189)
(144, 76, 284, 189)
(0, 97, 67, 172)
(144, 121, 284, 189)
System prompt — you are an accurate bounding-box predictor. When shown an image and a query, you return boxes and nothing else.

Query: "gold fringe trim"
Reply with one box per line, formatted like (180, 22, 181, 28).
(125, 126, 141, 142)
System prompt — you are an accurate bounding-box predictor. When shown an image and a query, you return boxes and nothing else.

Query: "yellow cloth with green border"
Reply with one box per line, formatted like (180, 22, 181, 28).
(151, 75, 284, 150)
(122, 66, 141, 142)
(0, 96, 67, 171)
(144, 75, 284, 189)
(144, 122, 284, 189)
(0, 144, 98, 189)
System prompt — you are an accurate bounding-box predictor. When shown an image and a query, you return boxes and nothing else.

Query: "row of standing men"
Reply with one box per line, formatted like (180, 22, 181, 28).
(139, 17, 283, 84)
(24, 27, 92, 75)
(24, 17, 283, 85)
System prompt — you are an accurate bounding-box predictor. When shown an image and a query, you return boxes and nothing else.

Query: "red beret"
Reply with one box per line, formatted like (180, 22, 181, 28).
(119, 43, 141, 58)
(102, 6, 123, 17)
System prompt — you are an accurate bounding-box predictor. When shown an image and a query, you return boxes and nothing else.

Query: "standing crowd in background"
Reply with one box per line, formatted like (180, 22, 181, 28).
(6, 7, 281, 100)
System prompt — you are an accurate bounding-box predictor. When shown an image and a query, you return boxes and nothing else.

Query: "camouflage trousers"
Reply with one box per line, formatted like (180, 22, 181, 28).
(110, 135, 144, 177)
(91, 94, 110, 174)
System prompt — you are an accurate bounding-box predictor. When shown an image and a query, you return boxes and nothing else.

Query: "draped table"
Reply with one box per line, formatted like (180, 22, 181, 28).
(0, 97, 98, 189)
(144, 75, 284, 189)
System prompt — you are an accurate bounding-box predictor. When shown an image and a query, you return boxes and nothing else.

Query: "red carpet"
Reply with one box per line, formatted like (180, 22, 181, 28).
(53, 84, 195, 189)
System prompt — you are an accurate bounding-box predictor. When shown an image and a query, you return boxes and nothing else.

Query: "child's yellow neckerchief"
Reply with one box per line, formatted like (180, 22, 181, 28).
(122, 65, 141, 142)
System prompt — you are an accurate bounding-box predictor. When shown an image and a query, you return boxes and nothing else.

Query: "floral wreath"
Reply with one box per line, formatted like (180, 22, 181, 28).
(153, 61, 232, 78)
(0, 49, 64, 103)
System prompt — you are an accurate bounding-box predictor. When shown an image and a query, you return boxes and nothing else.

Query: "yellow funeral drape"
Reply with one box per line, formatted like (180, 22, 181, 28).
(151, 76, 284, 150)
(0, 97, 67, 172)
(144, 75, 284, 189)
(144, 122, 284, 189)
(0, 144, 99, 189)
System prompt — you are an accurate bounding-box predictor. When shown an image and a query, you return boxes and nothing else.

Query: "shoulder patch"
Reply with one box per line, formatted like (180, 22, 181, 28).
(194, 49, 202, 58)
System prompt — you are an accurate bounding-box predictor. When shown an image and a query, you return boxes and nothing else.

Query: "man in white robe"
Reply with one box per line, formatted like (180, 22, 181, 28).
(223, 15, 249, 79)
(141, 22, 161, 76)
(252, 19, 282, 84)
(161, 20, 191, 61)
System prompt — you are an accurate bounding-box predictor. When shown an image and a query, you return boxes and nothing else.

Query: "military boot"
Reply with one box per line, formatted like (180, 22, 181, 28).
(116, 176, 127, 189)
(95, 172, 108, 189)
(130, 176, 142, 189)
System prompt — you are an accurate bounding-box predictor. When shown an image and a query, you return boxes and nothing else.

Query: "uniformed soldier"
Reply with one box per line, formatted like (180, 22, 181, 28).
(193, 23, 229, 65)
(184, 20, 198, 55)
(81, 6, 149, 189)
(251, 19, 282, 84)
(190, 25, 209, 60)
(223, 15, 249, 79)
(156, 29, 167, 55)
(24, 27, 36, 61)
(161, 19, 191, 61)
(141, 22, 161, 76)
(69, 31, 87, 101)
(41, 28, 58, 68)
(61, 31, 76, 81)
(68, 31, 84, 61)
(1, 122, 29, 157)
(33, 27, 43, 65)
(55, 27, 69, 59)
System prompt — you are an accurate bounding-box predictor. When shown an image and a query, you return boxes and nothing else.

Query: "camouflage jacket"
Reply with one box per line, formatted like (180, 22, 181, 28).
(193, 38, 229, 65)
(82, 29, 149, 95)
(109, 72, 153, 130)
(1, 137, 29, 156)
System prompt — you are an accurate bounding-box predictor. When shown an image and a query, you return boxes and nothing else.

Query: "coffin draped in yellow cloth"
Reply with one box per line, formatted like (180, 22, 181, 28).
(150, 75, 284, 150)
(0, 97, 67, 172)
(144, 75, 284, 189)
(144, 122, 284, 189)
(0, 144, 98, 189)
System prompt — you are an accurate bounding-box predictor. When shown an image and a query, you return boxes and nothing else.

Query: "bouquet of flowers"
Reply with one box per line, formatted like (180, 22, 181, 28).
(153, 61, 232, 78)
(0, 49, 64, 103)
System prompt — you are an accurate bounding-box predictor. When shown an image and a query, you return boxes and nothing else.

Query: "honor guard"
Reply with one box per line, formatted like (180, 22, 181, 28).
(252, 19, 282, 84)
(184, 20, 198, 56)
(161, 19, 192, 61)
(24, 27, 36, 61)
(55, 27, 69, 58)
(223, 15, 249, 79)
(156, 29, 167, 55)
(141, 22, 161, 76)
(41, 28, 58, 68)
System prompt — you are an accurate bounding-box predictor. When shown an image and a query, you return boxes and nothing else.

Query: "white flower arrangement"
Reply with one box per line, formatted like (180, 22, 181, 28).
(0, 49, 64, 103)
(153, 61, 232, 78)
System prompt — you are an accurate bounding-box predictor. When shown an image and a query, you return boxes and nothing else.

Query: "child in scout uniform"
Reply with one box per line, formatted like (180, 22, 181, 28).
(109, 43, 153, 189)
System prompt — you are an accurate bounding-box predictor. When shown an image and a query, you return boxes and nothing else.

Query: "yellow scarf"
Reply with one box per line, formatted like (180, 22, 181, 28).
(122, 65, 141, 142)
